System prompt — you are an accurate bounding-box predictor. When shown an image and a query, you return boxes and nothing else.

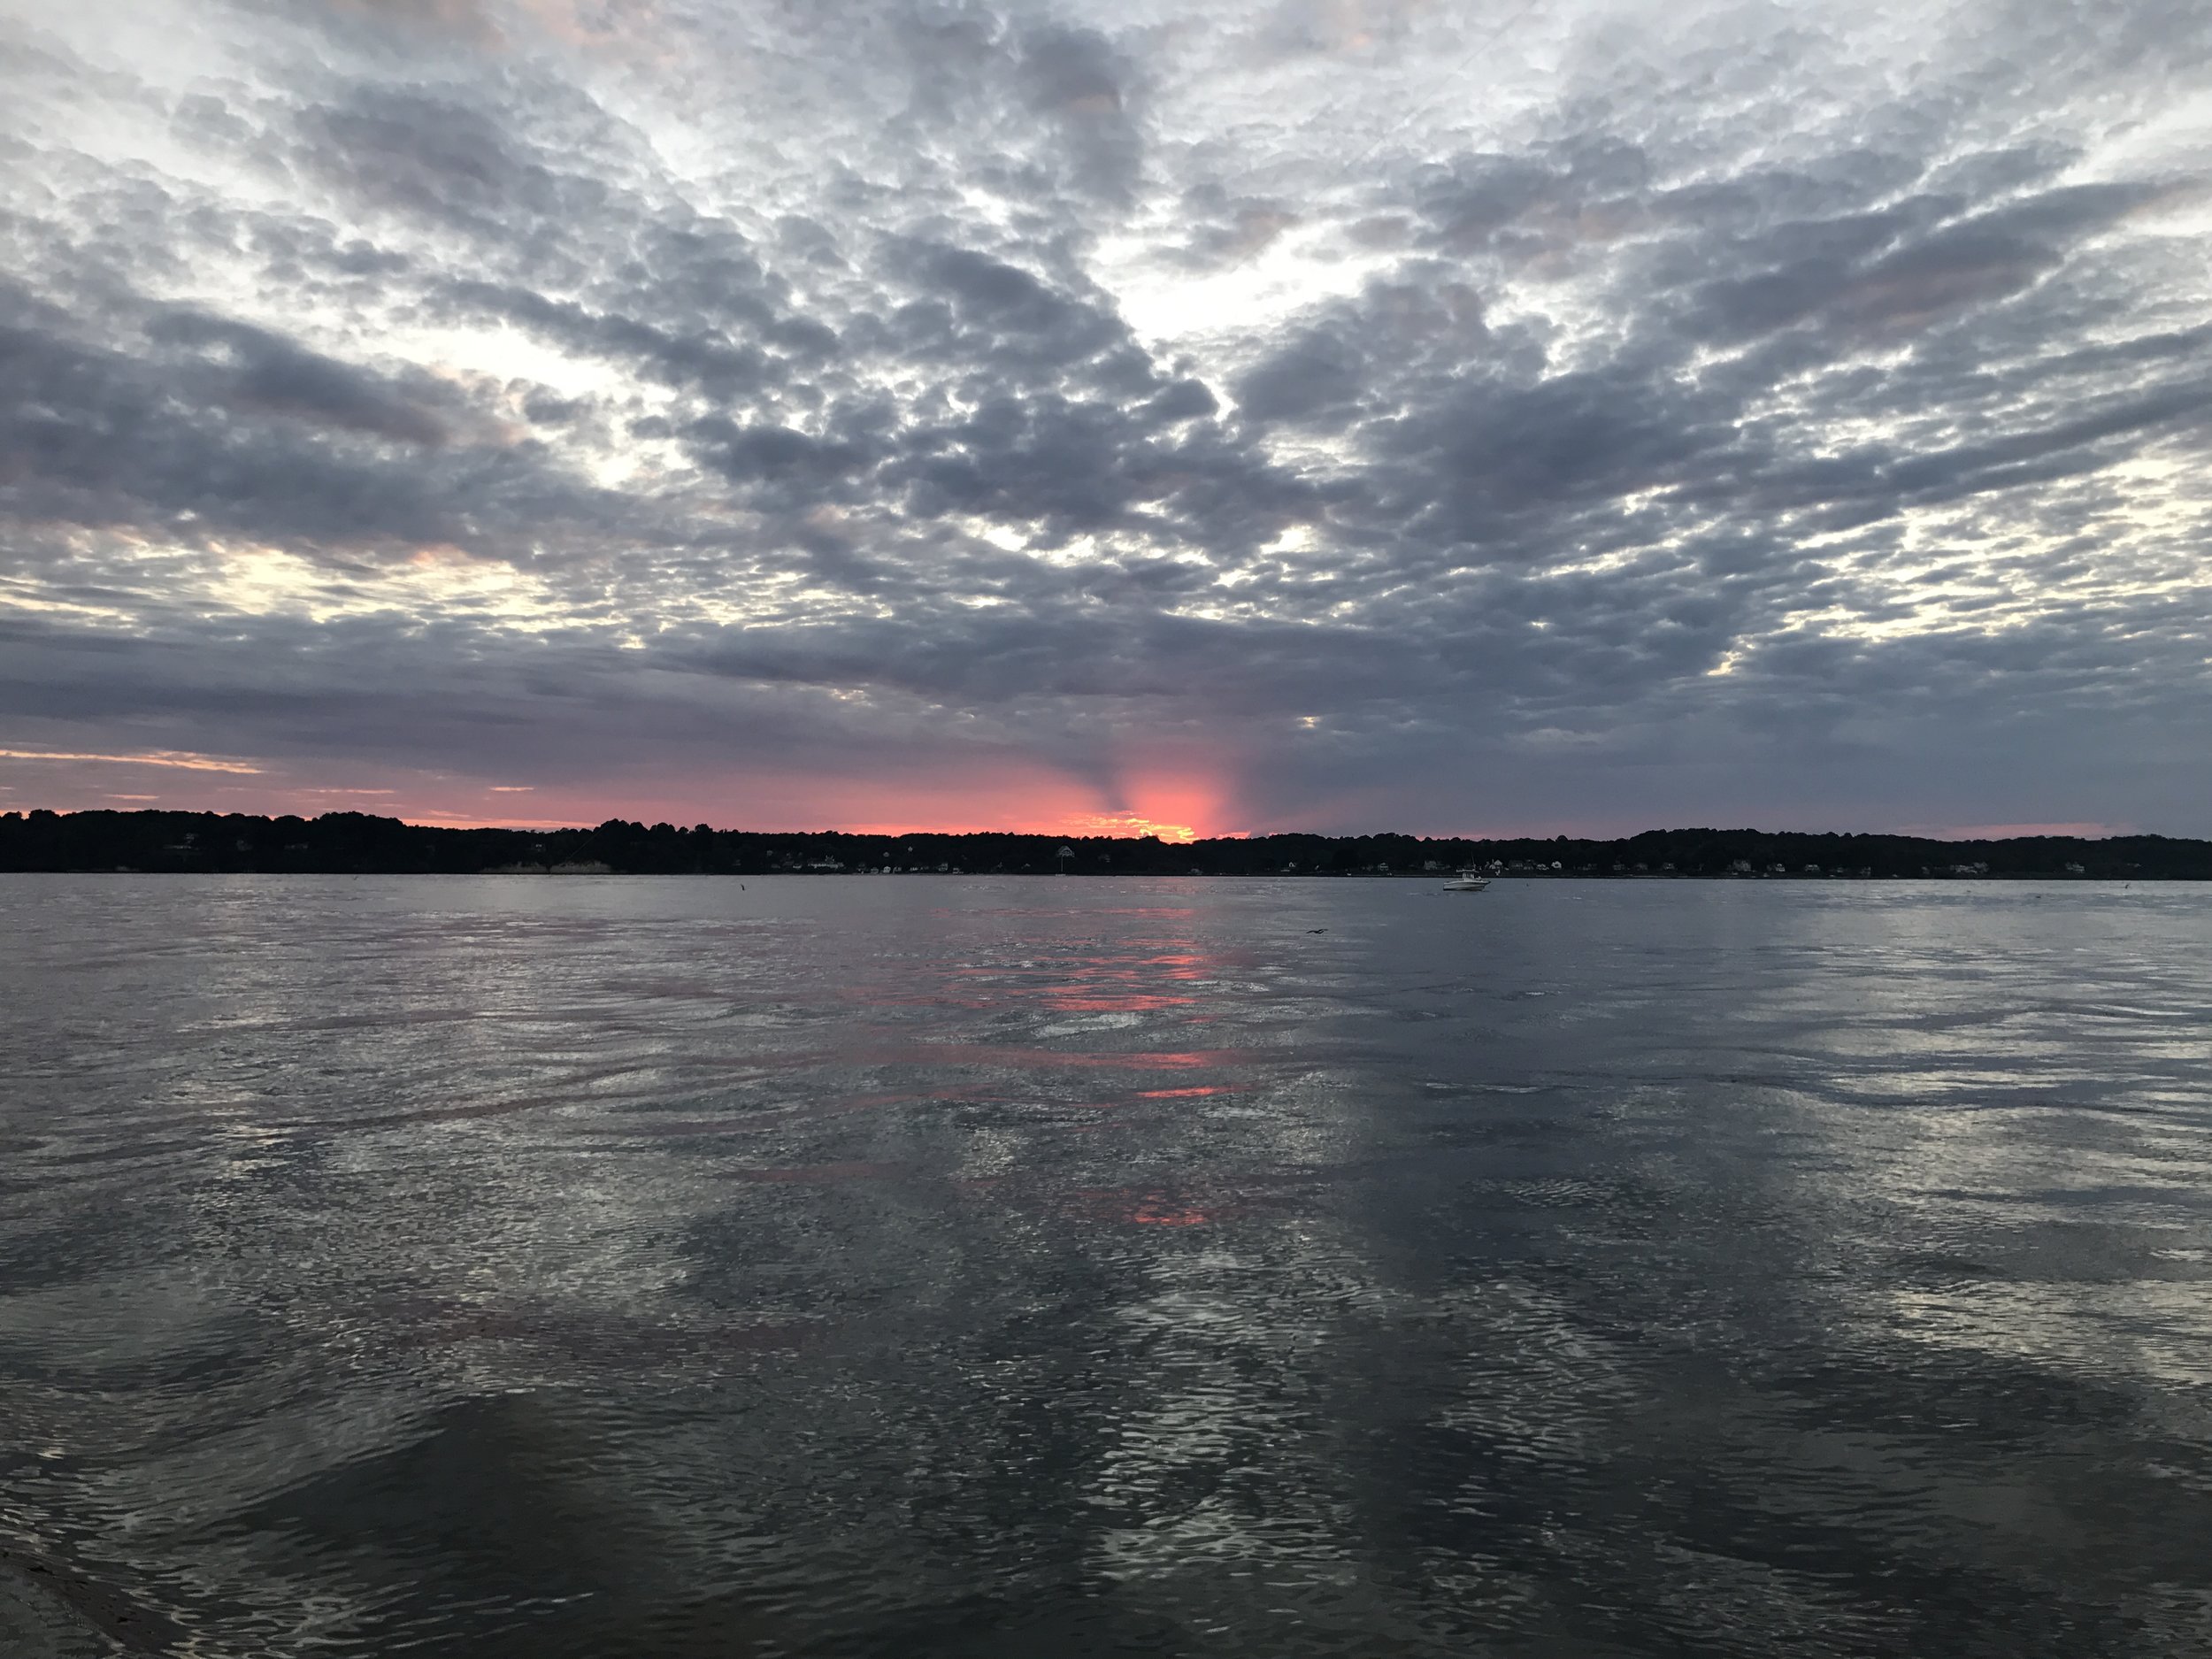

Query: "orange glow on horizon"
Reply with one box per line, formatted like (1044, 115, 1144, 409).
(21, 779, 2133, 849)
(1071, 810, 1198, 843)
(37, 749, 2076, 843)
(410, 759, 1250, 839)
(3, 733, 1273, 837)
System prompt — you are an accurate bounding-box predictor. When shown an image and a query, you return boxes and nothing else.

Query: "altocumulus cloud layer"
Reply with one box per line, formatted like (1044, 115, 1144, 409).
(1, 0, 2208, 835)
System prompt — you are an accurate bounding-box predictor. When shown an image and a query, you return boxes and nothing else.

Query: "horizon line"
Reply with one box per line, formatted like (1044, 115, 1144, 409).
(0, 806, 2182, 846)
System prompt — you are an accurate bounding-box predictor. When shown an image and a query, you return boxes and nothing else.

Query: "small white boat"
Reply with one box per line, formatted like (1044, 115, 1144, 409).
(1441, 870, 1491, 892)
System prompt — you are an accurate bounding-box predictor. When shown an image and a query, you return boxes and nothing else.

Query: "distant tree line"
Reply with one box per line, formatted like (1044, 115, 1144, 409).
(2, 809, 2207, 879)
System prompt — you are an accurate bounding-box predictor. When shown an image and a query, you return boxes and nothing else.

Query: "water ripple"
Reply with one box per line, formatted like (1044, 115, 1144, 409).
(2, 875, 2208, 1655)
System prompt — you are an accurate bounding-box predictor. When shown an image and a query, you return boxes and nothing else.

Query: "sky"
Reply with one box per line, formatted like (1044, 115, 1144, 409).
(1, 0, 2208, 840)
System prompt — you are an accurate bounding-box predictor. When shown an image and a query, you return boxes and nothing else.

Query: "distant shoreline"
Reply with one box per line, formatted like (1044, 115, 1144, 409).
(4, 809, 2208, 879)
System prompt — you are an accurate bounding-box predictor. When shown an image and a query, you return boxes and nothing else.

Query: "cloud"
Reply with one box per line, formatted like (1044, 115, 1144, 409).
(0, 0, 2208, 834)
(147, 309, 453, 444)
(0, 746, 263, 773)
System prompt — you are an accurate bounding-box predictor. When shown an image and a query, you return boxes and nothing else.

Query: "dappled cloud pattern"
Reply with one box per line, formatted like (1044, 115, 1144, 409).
(1, 0, 2208, 833)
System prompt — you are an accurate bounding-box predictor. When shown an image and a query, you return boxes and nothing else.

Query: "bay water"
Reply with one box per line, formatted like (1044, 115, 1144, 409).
(2, 875, 2208, 1655)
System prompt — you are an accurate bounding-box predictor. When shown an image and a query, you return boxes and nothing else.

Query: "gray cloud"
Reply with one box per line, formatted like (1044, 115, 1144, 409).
(147, 309, 454, 445)
(0, 0, 2207, 833)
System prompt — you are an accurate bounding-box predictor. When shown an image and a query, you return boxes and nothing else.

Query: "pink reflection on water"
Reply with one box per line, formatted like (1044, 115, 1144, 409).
(1041, 993, 1196, 1012)
(1054, 1168, 1335, 1230)
(1129, 1198, 1210, 1226)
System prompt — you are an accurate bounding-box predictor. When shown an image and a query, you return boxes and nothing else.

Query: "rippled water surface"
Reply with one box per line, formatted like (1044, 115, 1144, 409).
(4, 874, 2211, 1656)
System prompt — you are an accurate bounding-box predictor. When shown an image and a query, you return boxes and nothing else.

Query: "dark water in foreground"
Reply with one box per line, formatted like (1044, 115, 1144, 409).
(2, 875, 2209, 1657)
